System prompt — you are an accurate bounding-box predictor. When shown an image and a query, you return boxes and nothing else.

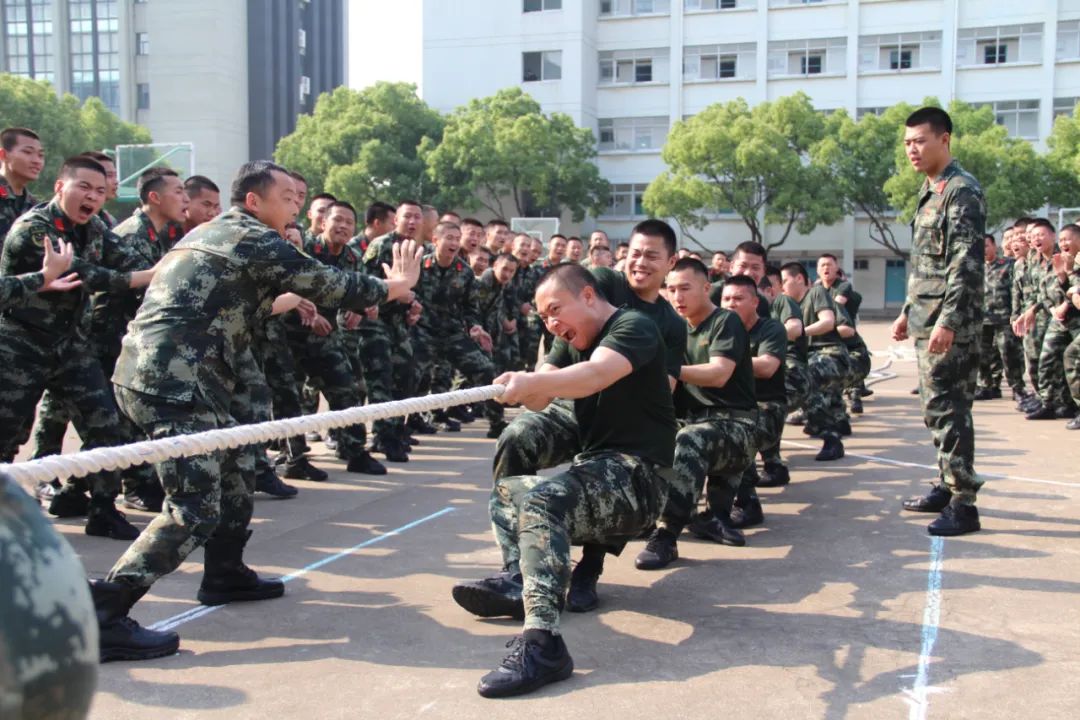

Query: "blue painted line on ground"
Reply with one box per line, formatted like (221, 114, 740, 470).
(907, 535, 945, 720)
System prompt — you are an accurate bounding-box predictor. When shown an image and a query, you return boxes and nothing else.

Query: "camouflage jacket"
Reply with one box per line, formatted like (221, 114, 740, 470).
(474, 267, 515, 338)
(1043, 253, 1080, 323)
(415, 252, 482, 335)
(508, 262, 540, 310)
(1011, 255, 1031, 322)
(983, 256, 1015, 326)
(306, 236, 365, 332)
(0, 200, 142, 339)
(0, 270, 46, 311)
(362, 230, 410, 326)
(112, 207, 388, 412)
(903, 160, 986, 341)
(1029, 253, 1056, 315)
(0, 175, 36, 248)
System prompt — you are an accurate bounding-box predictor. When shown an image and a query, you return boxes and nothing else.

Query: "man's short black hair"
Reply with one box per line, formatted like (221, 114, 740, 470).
(442, 210, 462, 221)
(494, 252, 519, 264)
(434, 220, 460, 237)
(671, 257, 708, 278)
(288, 170, 307, 186)
(724, 274, 759, 293)
(365, 201, 395, 226)
(397, 198, 422, 210)
(486, 219, 509, 230)
(1061, 223, 1080, 236)
(713, 250, 728, 258)
(765, 263, 782, 281)
(137, 166, 179, 204)
(631, 219, 677, 257)
(461, 217, 484, 229)
(82, 150, 114, 166)
(1, 127, 40, 152)
(906, 107, 952, 136)
(328, 200, 357, 221)
(1013, 217, 1033, 229)
(818, 252, 839, 263)
(59, 155, 106, 181)
(984, 234, 996, 244)
(1030, 218, 1056, 233)
(616, 241, 630, 249)
(184, 175, 220, 197)
(733, 241, 767, 262)
(567, 236, 583, 246)
(311, 192, 337, 204)
(550, 233, 567, 242)
(537, 262, 599, 297)
(780, 261, 809, 284)
(230, 160, 289, 206)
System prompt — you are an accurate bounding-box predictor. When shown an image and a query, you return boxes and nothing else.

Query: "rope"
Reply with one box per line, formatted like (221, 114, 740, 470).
(0, 384, 505, 486)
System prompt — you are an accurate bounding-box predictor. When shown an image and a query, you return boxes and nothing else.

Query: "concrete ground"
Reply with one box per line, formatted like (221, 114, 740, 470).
(18, 321, 1080, 720)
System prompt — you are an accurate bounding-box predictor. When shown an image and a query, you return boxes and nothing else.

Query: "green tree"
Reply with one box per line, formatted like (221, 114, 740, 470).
(423, 87, 609, 221)
(274, 82, 445, 207)
(79, 96, 151, 154)
(884, 99, 1048, 231)
(643, 92, 843, 251)
(813, 103, 914, 258)
(1044, 100, 1080, 212)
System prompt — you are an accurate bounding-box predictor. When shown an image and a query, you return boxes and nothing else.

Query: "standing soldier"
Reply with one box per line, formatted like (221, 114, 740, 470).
(894, 107, 986, 536)
(183, 175, 223, 235)
(0, 127, 43, 245)
(977, 233, 1028, 401)
(1027, 224, 1080, 419)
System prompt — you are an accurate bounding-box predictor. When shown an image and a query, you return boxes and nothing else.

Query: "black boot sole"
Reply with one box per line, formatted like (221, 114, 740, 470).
(927, 520, 981, 536)
(197, 583, 285, 606)
(100, 638, 180, 663)
(451, 583, 525, 620)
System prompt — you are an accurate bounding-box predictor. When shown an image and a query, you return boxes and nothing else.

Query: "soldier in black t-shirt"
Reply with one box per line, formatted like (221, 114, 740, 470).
(451, 264, 676, 699)
(636, 264, 760, 571)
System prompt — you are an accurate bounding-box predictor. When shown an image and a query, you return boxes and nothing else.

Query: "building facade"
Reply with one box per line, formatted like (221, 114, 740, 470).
(423, 0, 1080, 311)
(0, 0, 345, 192)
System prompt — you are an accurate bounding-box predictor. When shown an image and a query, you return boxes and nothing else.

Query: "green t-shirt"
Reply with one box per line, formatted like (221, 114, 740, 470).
(748, 316, 788, 402)
(545, 308, 676, 468)
(592, 266, 686, 380)
(836, 304, 869, 354)
(771, 293, 807, 363)
(707, 283, 771, 319)
(798, 285, 844, 348)
(675, 307, 757, 415)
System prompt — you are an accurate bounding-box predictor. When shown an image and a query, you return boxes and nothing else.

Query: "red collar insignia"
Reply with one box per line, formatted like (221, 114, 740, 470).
(455, 260, 463, 272)
(53, 217, 66, 232)
(0, 186, 8, 199)
(424, 257, 433, 269)
(147, 224, 157, 242)
(934, 179, 947, 194)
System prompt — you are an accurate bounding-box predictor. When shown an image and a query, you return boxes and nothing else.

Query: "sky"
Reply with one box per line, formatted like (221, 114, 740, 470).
(347, 0, 423, 93)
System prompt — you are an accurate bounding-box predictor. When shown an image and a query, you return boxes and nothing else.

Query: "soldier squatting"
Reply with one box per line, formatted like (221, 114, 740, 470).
(2, 105, 1078, 709)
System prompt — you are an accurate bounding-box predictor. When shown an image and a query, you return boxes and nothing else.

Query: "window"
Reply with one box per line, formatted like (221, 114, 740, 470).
(136, 31, 148, 55)
(1058, 20, 1080, 61)
(603, 184, 649, 218)
(685, 0, 743, 9)
(975, 99, 1040, 139)
(768, 38, 846, 77)
(1054, 97, 1078, 118)
(858, 32, 941, 73)
(136, 82, 149, 110)
(298, 28, 306, 55)
(857, 107, 886, 118)
(598, 116, 669, 152)
(2, 0, 54, 82)
(684, 43, 755, 81)
(770, 0, 828, 5)
(853, 259, 869, 271)
(599, 0, 669, 17)
(523, 0, 561, 11)
(299, 75, 311, 104)
(956, 24, 1042, 67)
(599, 48, 669, 85)
(68, 0, 120, 112)
(523, 50, 561, 81)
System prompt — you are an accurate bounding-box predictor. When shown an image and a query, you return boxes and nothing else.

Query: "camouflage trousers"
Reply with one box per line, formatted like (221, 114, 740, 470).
(0, 471, 97, 720)
(288, 330, 368, 458)
(413, 330, 504, 424)
(355, 319, 407, 442)
(0, 325, 126, 500)
(491, 451, 666, 632)
(978, 322, 1026, 394)
(915, 338, 982, 504)
(492, 329, 520, 375)
(493, 399, 579, 479)
(843, 346, 872, 401)
(107, 385, 255, 589)
(518, 317, 542, 371)
(1023, 310, 1050, 392)
(755, 399, 789, 467)
(785, 357, 810, 413)
(658, 411, 759, 535)
(1036, 319, 1080, 412)
(804, 345, 852, 434)
(260, 323, 309, 460)
(1065, 332, 1080, 407)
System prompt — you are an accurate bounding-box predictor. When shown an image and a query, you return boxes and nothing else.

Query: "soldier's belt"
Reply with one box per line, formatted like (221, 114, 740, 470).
(682, 407, 759, 423)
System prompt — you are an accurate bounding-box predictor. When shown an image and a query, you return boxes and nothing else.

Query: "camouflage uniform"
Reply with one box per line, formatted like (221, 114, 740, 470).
(743, 315, 789, 480)
(904, 160, 986, 504)
(490, 309, 675, 632)
(798, 285, 851, 435)
(0, 176, 35, 248)
(411, 254, 504, 425)
(837, 306, 871, 404)
(979, 255, 1026, 394)
(772, 292, 810, 418)
(259, 316, 309, 460)
(105, 207, 389, 590)
(0, 202, 145, 511)
(510, 263, 541, 370)
(1035, 257, 1079, 413)
(475, 266, 519, 374)
(0, 472, 97, 720)
(1017, 253, 1053, 390)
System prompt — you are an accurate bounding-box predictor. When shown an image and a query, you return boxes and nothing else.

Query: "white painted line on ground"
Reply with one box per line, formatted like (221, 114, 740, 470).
(147, 506, 457, 633)
(781, 440, 1080, 489)
(902, 535, 946, 720)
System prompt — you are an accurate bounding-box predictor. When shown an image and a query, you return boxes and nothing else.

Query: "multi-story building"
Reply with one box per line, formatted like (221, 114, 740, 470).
(0, 0, 345, 191)
(423, 0, 1080, 311)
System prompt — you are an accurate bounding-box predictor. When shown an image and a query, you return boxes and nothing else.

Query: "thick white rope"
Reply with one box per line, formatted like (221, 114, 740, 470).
(0, 384, 505, 486)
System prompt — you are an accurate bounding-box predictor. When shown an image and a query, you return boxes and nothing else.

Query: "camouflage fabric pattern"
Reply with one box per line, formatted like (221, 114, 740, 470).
(257, 317, 309, 460)
(658, 414, 758, 535)
(803, 345, 852, 434)
(1037, 320, 1079, 412)
(0, 176, 35, 247)
(756, 399, 790, 467)
(354, 320, 402, 442)
(490, 451, 666, 632)
(287, 330, 369, 454)
(784, 356, 811, 412)
(978, 324, 1026, 393)
(902, 160, 986, 342)
(492, 399, 579, 479)
(0, 270, 45, 309)
(0, 472, 97, 720)
(1066, 332, 1080, 407)
(984, 256, 1015, 326)
(915, 338, 982, 503)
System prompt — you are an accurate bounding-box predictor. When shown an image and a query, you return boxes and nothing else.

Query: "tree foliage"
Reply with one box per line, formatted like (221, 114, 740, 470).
(643, 92, 843, 251)
(423, 87, 609, 222)
(274, 82, 445, 207)
(0, 75, 150, 198)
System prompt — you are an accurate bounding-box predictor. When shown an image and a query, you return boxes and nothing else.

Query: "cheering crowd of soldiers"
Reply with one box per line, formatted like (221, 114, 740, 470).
(2, 104, 1078, 701)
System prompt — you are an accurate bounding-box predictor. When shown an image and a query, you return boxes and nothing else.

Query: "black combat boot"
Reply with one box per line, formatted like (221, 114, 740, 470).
(477, 631, 574, 699)
(346, 451, 387, 475)
(432, 410, 461, 432)
(282, 456, 329, 482)
(254, 468, 298, 498)
(973, 387, 995, 401)
(48, 485, 90, 518)
(566, 544, 604, 612)
(372, 436, 409, 463)
(635, 528, 679, 570)
(815, 432, 845, 461)
(123, 483, 165, 513)
(927, 500, 981, 536)
(407, 414, 438, 435)
(486, 419, 509, 439)
(902, 484, 952, 512)
(451, 570, 525, 620)
(91, 580, 180, 662)
(196, 530, 285, 606)
(85, 498, 140, 540)
(758, 462, 790, 487)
